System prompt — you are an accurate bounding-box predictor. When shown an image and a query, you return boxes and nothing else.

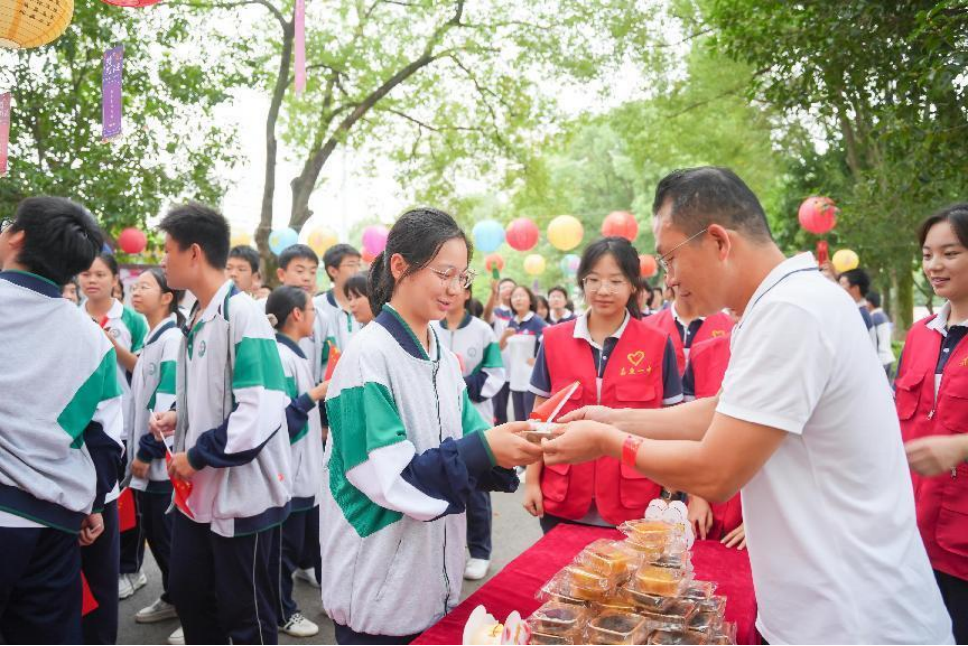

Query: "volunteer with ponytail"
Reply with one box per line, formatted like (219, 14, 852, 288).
(525, 237, 682, 534)
(319, 207, 541, 644)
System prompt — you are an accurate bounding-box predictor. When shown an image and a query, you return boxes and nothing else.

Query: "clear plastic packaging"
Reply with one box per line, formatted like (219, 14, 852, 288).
(622, 535, 664, 562)
(696, 595, 727, 616)
(598, 595, 640, 613)
(687, 609, 723, 635)
(708, 621, 737, 645)
(537, 580, 590, 607)
(618, 520, 675, 549)
(585, 611, 651, 645)
(647, 628, 707, 645)
(634, 564, 692, 597)
(577, 539, 638, 578)
(637, 598, 698, 630)
(652, 552, 693, 572)
(620, 584, 676, 613)
(682, 580, 716, 600)
(530, 630, 578, 645)
(527, 602, 587, 636)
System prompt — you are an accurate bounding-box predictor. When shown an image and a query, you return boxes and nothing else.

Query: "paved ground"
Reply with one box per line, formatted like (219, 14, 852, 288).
(118, 486, 544, 645)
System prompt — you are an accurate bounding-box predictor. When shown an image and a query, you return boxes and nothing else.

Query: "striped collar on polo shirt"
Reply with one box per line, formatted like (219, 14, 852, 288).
(927, 301, 968, 337)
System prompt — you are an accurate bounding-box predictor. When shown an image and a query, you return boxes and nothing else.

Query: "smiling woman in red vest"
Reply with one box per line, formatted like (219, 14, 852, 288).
(645, 284, 734, 375)
(895, 203, 968, 644)
(524, 237, 683, 534)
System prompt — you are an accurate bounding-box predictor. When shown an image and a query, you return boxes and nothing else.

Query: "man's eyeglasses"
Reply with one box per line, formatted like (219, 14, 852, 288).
(658, 228, 708, 273)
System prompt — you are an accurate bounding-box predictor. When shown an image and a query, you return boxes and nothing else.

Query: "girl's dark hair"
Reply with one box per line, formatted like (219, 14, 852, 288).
(97, 252, 120, 276)
(511, 285, 537, 313)
(343, 272, 369, 300)
(468, 297, 484, 318)
(536, 294, 550, 314)
(265, 286, 309, 331)
(918, 202, 968, 249)
(577, 237, 643, 319)
(548, 285, 574, 312)
(145, 268, 186, 328)
(368, 207, 471, 316)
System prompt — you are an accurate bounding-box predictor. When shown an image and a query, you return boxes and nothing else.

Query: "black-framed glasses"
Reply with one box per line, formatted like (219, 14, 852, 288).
(429, 266, 477, 290)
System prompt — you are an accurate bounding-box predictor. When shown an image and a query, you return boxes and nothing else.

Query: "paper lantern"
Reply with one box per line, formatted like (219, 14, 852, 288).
(306, 227, 338, 257)
(602, 211, 638, 242)
(506, 218, 540, 252)
(230, 232, 253, 248)
(101, 0, 163, 6)
(268, 228, 299, 255)
(361, 248, 376, 263)
(832, 248, 859, 274)
(639, 254, 658, 278)
(362, 225, 389, 256)
(548, 215, 584, 251)
(117, 228, 147, 254)
(484, 253, 505, 272)
(524, 254, 546, 276)
(473, 220, 505, 254)
(560, 253, 580, 277)
(0, 0, 73, 49)
(798, 196, 838, 235)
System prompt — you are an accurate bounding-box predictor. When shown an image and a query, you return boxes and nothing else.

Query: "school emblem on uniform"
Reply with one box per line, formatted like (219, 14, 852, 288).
(469, 348, 478, 358)
(711, 329, 726, 338)
(198, 340, 207, 357)
(110, 328, 121, 339)
(148, 363, 157, 376)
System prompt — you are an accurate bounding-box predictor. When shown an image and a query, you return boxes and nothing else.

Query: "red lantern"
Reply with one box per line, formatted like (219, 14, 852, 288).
(101, 0, 164, 6)
(118, 228, 147, 254)
(505, 218, 540, 252)
(798, 196, 838, 235)
(639, 254, 658, 278)
(602, 211, 638, 242)
(361, 248, 377, 263)
(484, 253, 505, 272)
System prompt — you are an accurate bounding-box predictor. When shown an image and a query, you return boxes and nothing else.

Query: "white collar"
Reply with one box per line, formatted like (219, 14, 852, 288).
(147, 313, 178, 338)
(670, 301, 704, 327)
(742, 253, 817, 318)
(85, 297, 123, 321)
(514, 311, 535, 324)
(198, 280, 235, 324)
(927, 301, 968, 337)
(573, 311, 630, 349)
(551, 309, 572, 322)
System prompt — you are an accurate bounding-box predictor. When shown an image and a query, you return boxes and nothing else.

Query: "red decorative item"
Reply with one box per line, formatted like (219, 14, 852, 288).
(117, 487, 136, 532)
(622, 434, 644, 468)
(798, 196, 838, 235)
(323, 344, 342, 382)
(82, 573, 98, 616)
(361, 248, 376, 263)
(530, 381, 580, 423)
(601, 211, 638, 242)
(484, 253, 505, 272)
(816, 240, 830, 266)
(505, 218, 540, 252)
(165, 452, 195, 519)
(101, 0, 164, 6)
(639, 254, 658, 278)
(117, 227, 147, 254)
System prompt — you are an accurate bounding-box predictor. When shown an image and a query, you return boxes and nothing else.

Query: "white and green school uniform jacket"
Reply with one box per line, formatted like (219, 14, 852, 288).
(0, 271, 124, 532)
(128, 314, 181, 493)
(298, 298, 337, 385)
(173, 280, 292, 537)
(314, 289, 361, 354)
(276, 334, 324, 511)
(433, 312, 506, 424)
(320, 305, 519, 637)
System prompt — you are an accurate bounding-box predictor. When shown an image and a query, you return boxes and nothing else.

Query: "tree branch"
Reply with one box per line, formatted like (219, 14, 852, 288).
(167, 0, 287, 31)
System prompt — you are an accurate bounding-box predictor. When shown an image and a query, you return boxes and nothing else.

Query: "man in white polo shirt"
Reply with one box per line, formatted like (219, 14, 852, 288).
(543, 166, 953, 644)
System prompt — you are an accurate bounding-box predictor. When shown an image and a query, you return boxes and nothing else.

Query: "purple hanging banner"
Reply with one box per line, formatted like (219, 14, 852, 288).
(102, 45, 124, 142)
(294, 0, 306, 94)
(0, 93, 10, 177)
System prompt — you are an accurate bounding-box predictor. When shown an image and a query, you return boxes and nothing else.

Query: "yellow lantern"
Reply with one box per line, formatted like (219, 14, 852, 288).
(832, 248, 860, 274)
(306, 227, 338, 257)
(230, 232, 253, 248)
(524, 254, 546, 276)
(548, 215, 584, 251)
(0, 0, 74, 49)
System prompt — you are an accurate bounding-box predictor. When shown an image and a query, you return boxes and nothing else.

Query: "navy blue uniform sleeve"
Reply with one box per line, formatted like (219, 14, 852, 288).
(464, 372, 490, 403)
(860, 306, 874, 330)
(285, 393, 317, 440)
(187, 420, 278, 470)
(136, 433, 168, 463)
(661, 337, 684, 405)
(85, 422, 124, 512)
(529, 341, 552, 397)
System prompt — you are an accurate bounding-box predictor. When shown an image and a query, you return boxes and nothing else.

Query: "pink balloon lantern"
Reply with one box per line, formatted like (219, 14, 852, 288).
(602, 211, 638, 242)
(505, 218, 540, 252)
(118, 228, 147, 254)
(798, 196, 838, 235)
(639, 254, 658, 278)
(484, 253, 505, 272)
(362, 225, 390, 256)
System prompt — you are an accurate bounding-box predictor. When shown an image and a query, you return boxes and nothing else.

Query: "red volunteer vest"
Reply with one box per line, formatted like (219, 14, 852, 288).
(539, 317, 669, 525)
(895, 316, 968, 580)
(645, 309, 734, 375)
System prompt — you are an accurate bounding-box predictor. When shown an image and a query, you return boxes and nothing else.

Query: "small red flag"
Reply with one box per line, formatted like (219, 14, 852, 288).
(530, 381, 580, 423)
(165, 452, 195, 519)
(117, 487, 136, 533)
(81, 573, 98, 616)
(323, 344, 342, 382)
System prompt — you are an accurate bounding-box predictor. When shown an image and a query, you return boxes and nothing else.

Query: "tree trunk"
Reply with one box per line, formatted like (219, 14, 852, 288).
(896, 265, 914, 338)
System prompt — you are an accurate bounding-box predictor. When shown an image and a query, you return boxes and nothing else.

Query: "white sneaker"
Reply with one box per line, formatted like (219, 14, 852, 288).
(167, 626, 185, 645)
(280, 612, 319, 637)
(135, 597, 178, 623)
(293, 567, 320, 588)
(119, 575, 134, 600)
(464, 558, 490, 581)
(131, 570, 148, 593)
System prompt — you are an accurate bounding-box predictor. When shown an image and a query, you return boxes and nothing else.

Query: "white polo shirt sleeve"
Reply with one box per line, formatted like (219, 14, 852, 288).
(716, 300, 834, 435)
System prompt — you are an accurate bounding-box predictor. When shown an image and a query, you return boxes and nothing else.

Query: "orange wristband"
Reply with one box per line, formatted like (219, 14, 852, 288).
(622, 434, 643, 468)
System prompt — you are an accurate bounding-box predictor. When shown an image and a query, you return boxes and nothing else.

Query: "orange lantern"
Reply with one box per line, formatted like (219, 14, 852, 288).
(0, 0, 74, 49)
(639, 254, 658, 278)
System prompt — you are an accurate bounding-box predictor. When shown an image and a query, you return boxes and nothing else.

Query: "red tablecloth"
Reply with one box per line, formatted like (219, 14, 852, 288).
(413, 525, 758, 645)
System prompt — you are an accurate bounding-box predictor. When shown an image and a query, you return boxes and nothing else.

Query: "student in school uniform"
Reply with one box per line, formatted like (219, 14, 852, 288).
(150, 203, 292, 644)
(483, 278, 517, 424)
(314, 243, 363, 354)
(62, 276, 80, 305)
(343, 272, 374, 326)
(524, 237, 683, 534)
(838, 268, 878, 349)
(644, 283, 733, 375)
(226, 245, 262, 298)
(319, 207, 541, 645)
(501, 285, 548, 421)
(895, 204, 968, 644)
(266, 287, 330, 639)
(125, 269, 184, 629)
(866, 290, 896, 377)
(547, 286, 577, 325)
(0, 198, 124, 645)
(433, 286, 507, 582)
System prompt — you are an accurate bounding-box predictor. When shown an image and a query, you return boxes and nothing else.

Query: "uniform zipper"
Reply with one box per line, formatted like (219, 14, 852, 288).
(431, 359, 450, 615)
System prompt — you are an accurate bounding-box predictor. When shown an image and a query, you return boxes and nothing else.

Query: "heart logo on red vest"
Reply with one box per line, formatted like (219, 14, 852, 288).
(711, 329, 726, 338)
(627, 351, 645, 367)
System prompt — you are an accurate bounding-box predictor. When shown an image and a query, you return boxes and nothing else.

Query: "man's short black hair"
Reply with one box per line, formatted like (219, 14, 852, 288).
(652, 166, 772, 241)
(343, 272, 369, 299)
(323, 243, 361, 270)
(840, 268, 871, 296)
(229, 245, 260, 274)
(866, 290, 881, 309)
(278, 244, 318, 271)
(158, 203, 230, 270)
(8, 196, 103, 285)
